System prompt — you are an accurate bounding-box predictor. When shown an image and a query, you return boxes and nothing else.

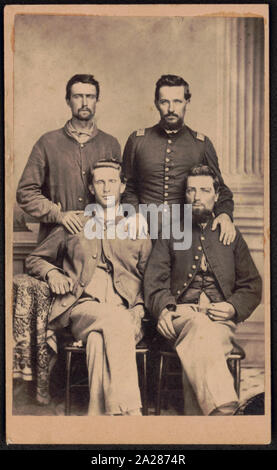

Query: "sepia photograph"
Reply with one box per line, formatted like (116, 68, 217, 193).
(5, 4, 270, 445)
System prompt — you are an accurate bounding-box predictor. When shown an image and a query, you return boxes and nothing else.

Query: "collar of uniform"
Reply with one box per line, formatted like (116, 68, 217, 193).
(64, 120, 98, 142)
(192, 214, 214, 232)
(157, 121, 187, 137)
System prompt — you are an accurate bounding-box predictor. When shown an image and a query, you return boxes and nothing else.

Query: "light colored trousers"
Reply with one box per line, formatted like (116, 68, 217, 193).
(70, 299, 142, 415)
(172, 304, 238, 415)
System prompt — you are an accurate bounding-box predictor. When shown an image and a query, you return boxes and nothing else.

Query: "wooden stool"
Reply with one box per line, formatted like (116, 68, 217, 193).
(155, 339, 245, 415)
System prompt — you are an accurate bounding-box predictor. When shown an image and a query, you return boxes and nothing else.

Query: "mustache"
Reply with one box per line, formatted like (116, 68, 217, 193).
(165, 113, 179, 118)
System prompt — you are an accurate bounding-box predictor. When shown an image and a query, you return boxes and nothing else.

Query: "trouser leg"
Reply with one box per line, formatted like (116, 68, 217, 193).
(172, 305, 238, 416)
(86, 331, 105, 415)
(70, 300, 142, 415)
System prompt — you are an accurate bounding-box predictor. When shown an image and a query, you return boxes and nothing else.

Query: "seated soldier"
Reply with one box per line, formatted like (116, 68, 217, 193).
(25, 160, 152, 416)
(144, 164, 262, 416)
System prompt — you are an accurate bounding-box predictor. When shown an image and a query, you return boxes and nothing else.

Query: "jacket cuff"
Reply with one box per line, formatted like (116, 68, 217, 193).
(157, 296, 177, 319)
(40, 203, 63, 224)
(226, 297, 244, 323)
(214, 207, 234, 222)
(44, 266, 64, 281)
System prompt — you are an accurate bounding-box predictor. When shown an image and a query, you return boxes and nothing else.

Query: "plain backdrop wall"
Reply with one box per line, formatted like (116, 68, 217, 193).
(14, 15, 219, 187)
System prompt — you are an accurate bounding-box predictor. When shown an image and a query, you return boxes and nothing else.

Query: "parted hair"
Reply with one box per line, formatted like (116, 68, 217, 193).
(187, 164, 220, 193)
(88, 159, 127, 186)
(66, 74, 100, 101)
(155, 74, 191, 102)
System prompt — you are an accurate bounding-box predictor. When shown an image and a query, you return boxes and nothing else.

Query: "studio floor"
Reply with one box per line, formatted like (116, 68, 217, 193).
(13, 366, 265, 416)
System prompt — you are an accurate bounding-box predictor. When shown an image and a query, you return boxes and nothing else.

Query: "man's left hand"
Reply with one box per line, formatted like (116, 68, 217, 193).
(212, 213, 236, 245)
(207, 301, 236, 321)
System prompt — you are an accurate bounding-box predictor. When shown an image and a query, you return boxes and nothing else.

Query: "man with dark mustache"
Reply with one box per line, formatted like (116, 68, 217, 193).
(122, 74, 235, 245)
(144, 165, 262, 415)
(17, 74, 121, 243)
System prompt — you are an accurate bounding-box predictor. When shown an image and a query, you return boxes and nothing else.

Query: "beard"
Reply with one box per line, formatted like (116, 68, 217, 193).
(192, 206, 213, 224)
(75, 108, 94, 121)
(160, 114, 184, 131)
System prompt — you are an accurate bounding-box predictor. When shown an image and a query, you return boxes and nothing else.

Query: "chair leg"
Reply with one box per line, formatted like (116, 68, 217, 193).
(228, 358, 241, 399)
(65, 350, 72, 416)
(155, 353, 164, 415)
(234, 359, 241, 398)
(141, 352, 148, 416)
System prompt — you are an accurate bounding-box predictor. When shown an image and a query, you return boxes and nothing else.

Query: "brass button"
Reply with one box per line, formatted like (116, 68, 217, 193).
(168, 139, 172, 144)
(80, 144, 84, 148)
(165, 158, 170, 162)
(166, 148, 171, 153)
(92, 254, 97, 259)
(198, 246, 202, 251)
(201, 236, 205, 241)
(80, 281, 85, 287)
(177, 290, 181, 295)
(165, 167, 169, 172)
(165, 176, 169, 181)
(62, 302, 67, 307)
(183, 282, 187, 287)
(82, 170, 86, 175)
(188, 273, 192, 278)
(164, 192, 168, 197)
(192, 265, 196, 269)
(195, 255, 199, 260)
(164, 184, 168, 189)
(164, 201, 168, 205)
(78, 197, 83, 202)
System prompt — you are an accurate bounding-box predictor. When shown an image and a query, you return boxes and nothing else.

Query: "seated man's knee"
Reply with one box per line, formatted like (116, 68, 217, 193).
(86, 331, 104, 353)
(187, 312, 211, 331)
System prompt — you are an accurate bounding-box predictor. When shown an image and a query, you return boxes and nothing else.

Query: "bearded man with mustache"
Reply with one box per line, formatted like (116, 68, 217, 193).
(144, 164, 262, 416)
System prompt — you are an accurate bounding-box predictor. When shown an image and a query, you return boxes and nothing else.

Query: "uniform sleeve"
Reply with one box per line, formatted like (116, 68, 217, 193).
(111, 136, 122, 162)
(133, 236, 153, 309)
(137, 236, 153, 277)
(25, 226, 66, 281)
(121, 133, 140, 210)
(203, 137, 234, 219)
(16, 138, 63, 224)
(227, 231, 262, 322)
(144, 238, 176, 320)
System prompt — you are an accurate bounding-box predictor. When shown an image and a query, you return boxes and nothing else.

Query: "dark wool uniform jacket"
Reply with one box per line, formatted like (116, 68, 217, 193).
(144, 219, 262, 323)
(17, 125, 121, 242)
(25, 215, 152, 330)
(122, 123, 234, 219)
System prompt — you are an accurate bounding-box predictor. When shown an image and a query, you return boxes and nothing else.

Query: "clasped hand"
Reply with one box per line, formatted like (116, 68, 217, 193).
(47, 269, 74, 295)
(157, 301, 235, 341)
(207, 301, 235, 321)
(157, 309, 179, 341)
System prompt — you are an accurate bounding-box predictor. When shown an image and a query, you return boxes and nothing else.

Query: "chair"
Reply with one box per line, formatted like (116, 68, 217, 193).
(62, 328, 151, 416)
(155, 336, 245, 415)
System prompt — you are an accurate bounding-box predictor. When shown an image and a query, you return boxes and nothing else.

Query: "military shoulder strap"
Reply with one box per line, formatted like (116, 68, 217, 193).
(196, 131, 205, 141)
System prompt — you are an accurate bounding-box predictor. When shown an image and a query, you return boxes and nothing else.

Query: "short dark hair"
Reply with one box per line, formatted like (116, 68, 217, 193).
(66, 74, 100, 101)
(155, 74, 191, 102)
(187, 164, 220, 193)
(88, 159, 126, 186)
